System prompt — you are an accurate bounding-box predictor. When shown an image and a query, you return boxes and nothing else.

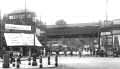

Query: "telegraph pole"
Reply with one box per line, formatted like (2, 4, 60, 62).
(25, 0, 31, 56)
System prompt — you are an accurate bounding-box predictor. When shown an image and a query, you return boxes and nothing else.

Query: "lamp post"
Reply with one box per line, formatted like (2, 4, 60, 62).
(32, 7, 37, 67)
(24, 0, 31, 57)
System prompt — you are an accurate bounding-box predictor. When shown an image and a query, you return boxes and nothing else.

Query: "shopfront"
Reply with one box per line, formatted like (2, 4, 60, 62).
(112, 30, 120, 49)
(100, 31, 113, 50)
(100, 29, 120, 50)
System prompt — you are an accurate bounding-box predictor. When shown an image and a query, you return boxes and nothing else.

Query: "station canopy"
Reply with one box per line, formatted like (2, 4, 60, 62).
(4, 33, 42, 46)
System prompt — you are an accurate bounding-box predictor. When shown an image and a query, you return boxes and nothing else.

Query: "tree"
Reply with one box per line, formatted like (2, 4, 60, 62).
(55, 19, 67, 25)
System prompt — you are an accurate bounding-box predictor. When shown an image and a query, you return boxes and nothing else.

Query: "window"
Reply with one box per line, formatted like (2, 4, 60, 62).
(101, 35, 113, 47)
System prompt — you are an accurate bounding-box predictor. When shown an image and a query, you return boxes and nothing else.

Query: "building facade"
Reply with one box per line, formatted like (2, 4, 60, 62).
(3, 10, 42, 56)
(100, 20, 120, 50)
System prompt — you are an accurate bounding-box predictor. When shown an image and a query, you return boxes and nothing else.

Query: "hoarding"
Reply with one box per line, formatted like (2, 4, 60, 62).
(4, 33, 42, 46)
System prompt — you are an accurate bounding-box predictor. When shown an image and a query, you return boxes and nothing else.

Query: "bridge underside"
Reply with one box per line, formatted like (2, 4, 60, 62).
(46, 26, 100, 39)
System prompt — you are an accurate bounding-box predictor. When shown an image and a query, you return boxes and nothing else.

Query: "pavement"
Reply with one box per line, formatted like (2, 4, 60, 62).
(0, 56, 120, 69)
(58, 56, 120, 69)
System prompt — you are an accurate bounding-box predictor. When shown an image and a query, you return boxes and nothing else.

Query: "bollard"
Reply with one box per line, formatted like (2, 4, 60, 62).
(28, 57, 31, 65)
(55, 55, 58, 67)
(32, 56, 37, 66)
(10, 53, 13, 64)
(19, 57, 21, 64)
(16, 57, 20, 68)
(39, 56, 43, 68)
(17, 63, 19, 68)
(48, 55, 50, 65)
(3, 54, 10, 68)
(12, 58, 15, 67)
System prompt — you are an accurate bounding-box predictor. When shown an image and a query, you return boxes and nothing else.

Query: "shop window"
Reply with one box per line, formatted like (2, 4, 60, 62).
(101, 35, 112, 47)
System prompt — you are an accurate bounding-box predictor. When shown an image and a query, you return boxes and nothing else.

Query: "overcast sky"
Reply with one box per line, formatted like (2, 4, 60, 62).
(0, 0, 120, 25)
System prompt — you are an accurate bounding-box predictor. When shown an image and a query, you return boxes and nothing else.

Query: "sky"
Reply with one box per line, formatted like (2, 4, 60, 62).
(0, 0, 120, 25)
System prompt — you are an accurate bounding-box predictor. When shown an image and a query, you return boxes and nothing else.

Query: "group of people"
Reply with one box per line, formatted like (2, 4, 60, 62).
(9, 52, 21, 65)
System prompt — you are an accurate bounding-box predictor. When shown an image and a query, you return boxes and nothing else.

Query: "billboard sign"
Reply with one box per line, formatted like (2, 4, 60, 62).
(5, 24, 31, 31)
(4, 33, 42, 46)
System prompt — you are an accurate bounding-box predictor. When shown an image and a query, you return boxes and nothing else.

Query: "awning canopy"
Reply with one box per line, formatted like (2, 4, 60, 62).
(4, 33, 42, 47)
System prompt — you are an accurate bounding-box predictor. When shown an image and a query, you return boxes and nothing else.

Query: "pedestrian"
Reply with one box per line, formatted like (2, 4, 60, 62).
(17, 57, 21, 64)
(28, 57, 31, 65)
(10, 53, 13, 63)
(55, 55, 58, 67)
(39, 56, 42, 68)
(16, 57, 20, 68)
(12, 57, 15, 67)
(10, 57, 14, 64)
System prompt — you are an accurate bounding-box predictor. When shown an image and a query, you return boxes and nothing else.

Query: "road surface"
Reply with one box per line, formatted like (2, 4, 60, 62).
(0, 56, 120, 69)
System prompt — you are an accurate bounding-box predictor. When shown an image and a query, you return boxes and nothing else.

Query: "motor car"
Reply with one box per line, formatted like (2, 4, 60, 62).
(59, 51, 64, 55)
(66, 51, 71, 55)
(73, 51, 79, 55)
(51, 52, 56, 55)
(96, 49, 107, 57)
